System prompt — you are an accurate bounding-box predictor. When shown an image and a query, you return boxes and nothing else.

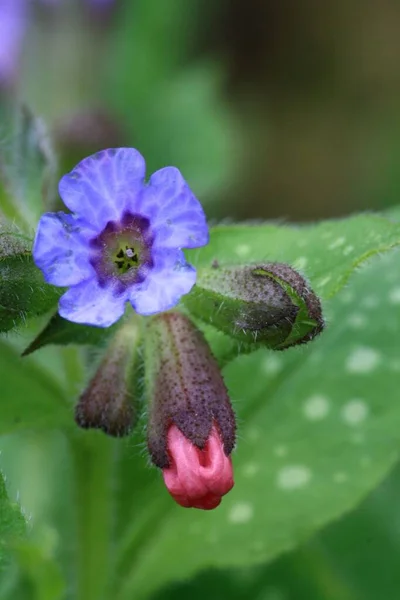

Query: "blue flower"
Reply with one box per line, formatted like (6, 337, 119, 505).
(33, 148, 209, 326)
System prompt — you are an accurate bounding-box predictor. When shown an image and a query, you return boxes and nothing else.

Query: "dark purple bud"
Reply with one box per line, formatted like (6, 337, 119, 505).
(145, 312, 236, 470)
(75, 320, 140, 437)
(184, 262, 324, 349)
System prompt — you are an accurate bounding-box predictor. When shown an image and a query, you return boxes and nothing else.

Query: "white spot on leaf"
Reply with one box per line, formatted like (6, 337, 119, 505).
(303, 394, 330, 420)
(333, 472, 348, 484)
(362, 295, 379, 309)
(277, 465, 312, 490)
(235, 244, 250, 257)
(346, 347, 380, 373)
(389, 359, 400, 372)
(242, 463, 260, 478)
(229, 502, 254, 524)
(343, 245, 354, 256)
(262, 355, 283, 375)
(389, 287, 400, 304)
(329, 237, 346, 250)
(347, 313, 367, 329)
(273, 444, 288, 458)
(318, 275, 331, 287)
(340, 290, 354, 304)
(293, 256, 308, 270)
(341, 399, 369, 426)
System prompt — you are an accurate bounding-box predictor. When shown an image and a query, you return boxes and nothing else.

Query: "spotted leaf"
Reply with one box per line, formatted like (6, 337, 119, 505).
(188, 214, 400, 300)
(112, 249, 400, 600)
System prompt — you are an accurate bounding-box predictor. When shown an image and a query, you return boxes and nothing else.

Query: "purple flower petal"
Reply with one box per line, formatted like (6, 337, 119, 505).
(33, 212, 95, 286)
(59, 279, 127, 327)
(59, 148, 146, 229)
(136, 167, 209, 249)
(129, 248, 196, 315)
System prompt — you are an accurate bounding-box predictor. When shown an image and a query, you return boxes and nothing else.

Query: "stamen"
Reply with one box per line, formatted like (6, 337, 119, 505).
(113, 245, 139, 273)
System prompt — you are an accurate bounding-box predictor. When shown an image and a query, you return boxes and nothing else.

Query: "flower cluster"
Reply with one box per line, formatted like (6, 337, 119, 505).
(34, 148, 234, 510)
(33, 148, 209, 326)
(32, 146, 323, 511)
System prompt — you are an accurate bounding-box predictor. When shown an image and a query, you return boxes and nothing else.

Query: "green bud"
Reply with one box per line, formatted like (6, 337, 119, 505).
(145, 312, 236, 468)
(184, 262, 324, 350)
(75, 319, 141, 437)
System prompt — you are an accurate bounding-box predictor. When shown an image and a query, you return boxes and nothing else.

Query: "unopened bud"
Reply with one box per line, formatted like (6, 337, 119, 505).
(184, 262, 324, 349)
(145, 312, 236, 509)
(75, 319, 140, 437)
(163, 424, 234, 510)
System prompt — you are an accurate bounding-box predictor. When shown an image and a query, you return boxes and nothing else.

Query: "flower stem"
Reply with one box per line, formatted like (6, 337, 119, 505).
(71, 431, 114, 600)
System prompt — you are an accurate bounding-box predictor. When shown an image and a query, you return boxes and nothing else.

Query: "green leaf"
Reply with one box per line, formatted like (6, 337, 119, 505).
(0, 102, 56, 230)
(0, 229, 61, 333)
(113, 248, 400, 600)
(12, 539, 66, 600)
(22, 312, 115, 356)
(0, 473, 25, 569)
(188, 214, 400, 300)
(0, 340, 71, 434)
(150, 461, 400, 600)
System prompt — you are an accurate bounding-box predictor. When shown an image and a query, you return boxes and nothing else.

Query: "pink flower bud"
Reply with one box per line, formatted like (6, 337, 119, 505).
(162, 424, 234, 510)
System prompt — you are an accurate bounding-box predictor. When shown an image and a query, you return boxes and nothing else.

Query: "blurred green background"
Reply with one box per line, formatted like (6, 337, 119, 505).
(2, 1, 400, 599)
(18, 0, 400, 222)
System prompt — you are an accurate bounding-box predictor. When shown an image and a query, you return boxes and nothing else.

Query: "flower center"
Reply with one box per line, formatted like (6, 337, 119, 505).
(113, 244, 139, 273)
(90, 212, 153, 288)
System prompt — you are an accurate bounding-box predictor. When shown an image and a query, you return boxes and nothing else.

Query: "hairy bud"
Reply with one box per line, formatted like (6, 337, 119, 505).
(75, 320, 140, 437)
(145, 312, 236, 509)
(184, 262, 324, 349)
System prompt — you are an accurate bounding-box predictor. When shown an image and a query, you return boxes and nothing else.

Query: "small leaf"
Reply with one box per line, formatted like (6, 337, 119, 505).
(22, 312, 115, 356)
(0, 340, 71, 434)
(0, 228, 61, 333)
